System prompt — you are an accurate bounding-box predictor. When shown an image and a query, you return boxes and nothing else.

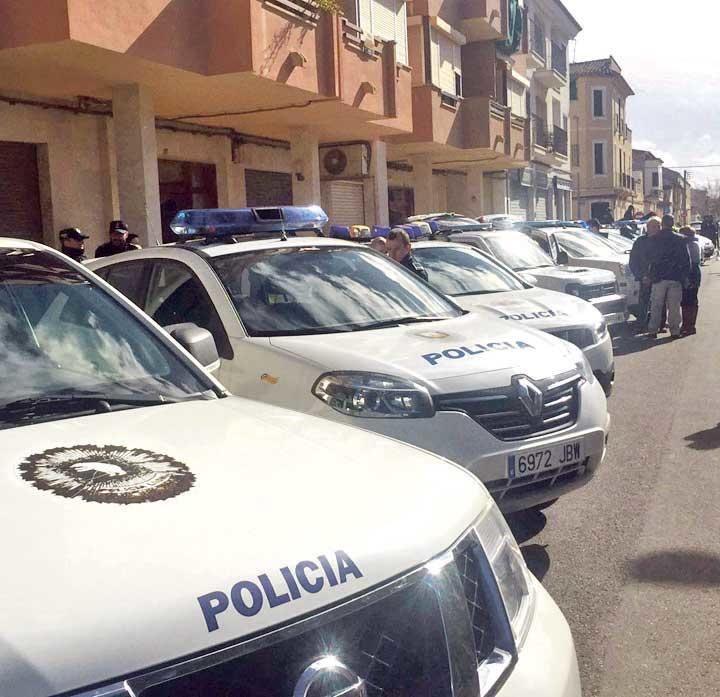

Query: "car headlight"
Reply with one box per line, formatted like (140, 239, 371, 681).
(313, 372, 435, 418)
(565, 282, 582, 297)
(475, 504, 535, 647)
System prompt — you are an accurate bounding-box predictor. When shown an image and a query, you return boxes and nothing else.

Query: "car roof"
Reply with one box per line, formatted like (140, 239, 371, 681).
(0, 237, 47, 251)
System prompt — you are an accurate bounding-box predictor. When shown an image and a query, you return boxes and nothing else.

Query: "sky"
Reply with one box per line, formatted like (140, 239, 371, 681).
(562, 0, 720, 188)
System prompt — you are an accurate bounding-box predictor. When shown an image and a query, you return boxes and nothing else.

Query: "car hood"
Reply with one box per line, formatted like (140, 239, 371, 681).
(0, 397, 488, 697)
(455, 288, 603, 330)
(521, 265, 617, 285)
(269, 313, 579, 390)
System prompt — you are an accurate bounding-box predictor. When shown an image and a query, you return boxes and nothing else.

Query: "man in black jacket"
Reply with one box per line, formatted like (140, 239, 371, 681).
(387, 228, 428, 281)
(646, 215, 692, 339)
(629, 217, 660, 330)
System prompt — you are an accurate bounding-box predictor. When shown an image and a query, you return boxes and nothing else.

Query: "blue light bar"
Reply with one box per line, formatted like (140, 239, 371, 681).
(170, 206, 328, 238)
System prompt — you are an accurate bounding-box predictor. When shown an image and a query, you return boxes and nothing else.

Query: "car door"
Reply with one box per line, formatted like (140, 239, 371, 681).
(93, 259, 151, 308)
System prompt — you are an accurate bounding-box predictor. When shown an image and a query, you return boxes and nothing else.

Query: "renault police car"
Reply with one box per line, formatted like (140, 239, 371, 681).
(90, 207, 610, 513)
(521, 223, 640, 318)
(411, 240, 615, 396)
(0, 238, 581, 697)
(445, 226, 628, 326)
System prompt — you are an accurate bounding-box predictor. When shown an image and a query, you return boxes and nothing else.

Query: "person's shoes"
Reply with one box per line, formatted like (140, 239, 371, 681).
(671, 334, 682, 340)
(646, 332, 658, 339)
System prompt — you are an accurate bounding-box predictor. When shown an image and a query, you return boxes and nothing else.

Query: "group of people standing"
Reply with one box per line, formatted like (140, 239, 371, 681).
(58, 220, 141, 262)
(629, 214, 702, 338)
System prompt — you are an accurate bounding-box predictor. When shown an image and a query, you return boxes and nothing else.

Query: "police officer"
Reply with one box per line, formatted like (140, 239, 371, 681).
(387, 228, 428, 281)
(95, 220, 132, 258)
(58, 227, 89, 261)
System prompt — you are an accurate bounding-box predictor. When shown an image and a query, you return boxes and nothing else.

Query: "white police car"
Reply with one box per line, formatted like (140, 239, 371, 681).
(89, 207, 610, 513)
(446, 227, 628, 326)
(521, 224, 640, 318)
(0, 238, 581, 697)
(411, 240, 615, 396)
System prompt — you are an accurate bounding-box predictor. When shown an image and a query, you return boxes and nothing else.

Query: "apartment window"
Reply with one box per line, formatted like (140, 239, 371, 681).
(570, 78, 577, 101)
(358, 0, 408, 65)
(652, 172, 659, 188)
(431, 29, 462, 97)
(509, 78, 526, 117)
(594, 142, 606, 175)
(592, 88, 605, 118)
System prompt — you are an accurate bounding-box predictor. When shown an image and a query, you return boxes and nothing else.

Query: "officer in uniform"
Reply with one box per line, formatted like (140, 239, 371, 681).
(58, 227, 89, 262)
(95, 220, 132, 258)
(387, 228, 428, 281)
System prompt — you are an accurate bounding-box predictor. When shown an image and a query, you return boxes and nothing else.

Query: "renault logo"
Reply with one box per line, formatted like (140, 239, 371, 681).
(293, 656, 367, 697)
(515, 376, 544, 419)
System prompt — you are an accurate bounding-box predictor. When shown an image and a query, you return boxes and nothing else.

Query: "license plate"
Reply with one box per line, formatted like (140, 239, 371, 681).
(507, 440, 583, 479)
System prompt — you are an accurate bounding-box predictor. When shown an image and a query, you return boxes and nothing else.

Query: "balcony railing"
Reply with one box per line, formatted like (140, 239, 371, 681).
(529, 19, 546, 61)
(553, 126, 568, 156)
(533, 115, 548, 148)
(551, 41, 567, 77)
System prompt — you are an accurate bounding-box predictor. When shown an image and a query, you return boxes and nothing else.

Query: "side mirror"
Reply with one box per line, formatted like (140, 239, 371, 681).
(165, 323, 220, 372)
(557, 250, 569, 266)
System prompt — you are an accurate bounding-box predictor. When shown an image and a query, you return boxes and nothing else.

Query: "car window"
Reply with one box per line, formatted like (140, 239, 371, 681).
(211, 246, 462, 337)
(412, 246, 526, 296)
(0, 248, 214, 427)
(145, 260, 233, 359)
(556, 233, 617, 258)
(101, 261, 149, 307)
(480, 233, 556, 271)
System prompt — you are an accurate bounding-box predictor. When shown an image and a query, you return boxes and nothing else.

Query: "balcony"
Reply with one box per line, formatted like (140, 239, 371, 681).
(526, 18, 547, 68)
(463, 97, 528, 165)
(533, 115, 549, 149)
(459, 0, 507, 42)
(552, 126, 568, 157)
(534, 41, 568, 89)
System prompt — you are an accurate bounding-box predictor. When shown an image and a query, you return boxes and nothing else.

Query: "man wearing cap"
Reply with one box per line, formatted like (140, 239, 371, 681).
(95, 220, 132, 258)
(59, 227, 89, 262)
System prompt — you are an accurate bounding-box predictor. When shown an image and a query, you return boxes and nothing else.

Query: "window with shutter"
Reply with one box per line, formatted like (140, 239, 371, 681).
(431, 29, 462, 95)
(358, 0, 407, 65)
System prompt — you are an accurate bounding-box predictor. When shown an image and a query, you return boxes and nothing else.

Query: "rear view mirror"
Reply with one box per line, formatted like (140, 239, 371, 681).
(165, 323, 220, 372)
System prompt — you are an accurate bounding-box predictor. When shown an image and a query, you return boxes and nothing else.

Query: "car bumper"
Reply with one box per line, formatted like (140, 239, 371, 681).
(332, 380, 609, 513)
(498, 578, 582, 697)
(583, 331, 614, 391)
(588, 294, 627, 325)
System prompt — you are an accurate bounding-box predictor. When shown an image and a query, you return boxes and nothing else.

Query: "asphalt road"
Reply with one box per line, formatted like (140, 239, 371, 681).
(509, 261, 720, 697)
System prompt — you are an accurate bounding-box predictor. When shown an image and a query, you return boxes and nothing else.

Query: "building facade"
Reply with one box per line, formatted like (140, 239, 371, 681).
(0, 0, 542, 253)
(569, 57, 634, 223)
(631, 149, 663, 215)
(508, 0, 580, 221)
(662, 168, 691, 225)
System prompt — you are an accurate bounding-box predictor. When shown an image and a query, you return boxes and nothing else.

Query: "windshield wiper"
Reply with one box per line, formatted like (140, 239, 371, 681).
(351, 316, 452, 331)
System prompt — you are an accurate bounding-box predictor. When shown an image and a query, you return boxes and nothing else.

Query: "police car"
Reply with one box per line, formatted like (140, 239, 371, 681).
(411, 240, 615, 396)
(521, 224, 640, 318)
(444, 227, 628, 326)
(0, 238, 581, 697)
(89, 206, 609, 514)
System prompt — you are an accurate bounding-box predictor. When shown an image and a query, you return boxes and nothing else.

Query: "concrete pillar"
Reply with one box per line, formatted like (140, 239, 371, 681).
(371, 139, 389, 226)
(464, 166, 486, 218)
(112, 84, 161, 247)
(446, 173, 466, 214)
(410, 153, 434, 215)
(289, 128, 321, 205)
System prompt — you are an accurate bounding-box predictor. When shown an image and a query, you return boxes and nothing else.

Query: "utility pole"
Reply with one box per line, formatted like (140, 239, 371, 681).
(682, 169, 688, 224)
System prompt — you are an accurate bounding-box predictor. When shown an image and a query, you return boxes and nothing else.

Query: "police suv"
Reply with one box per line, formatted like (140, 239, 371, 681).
(89, 207, 610, 513)
(0, 238, 581, 697)
(411, 240, 615, 396)
(445, 227, 628, 326)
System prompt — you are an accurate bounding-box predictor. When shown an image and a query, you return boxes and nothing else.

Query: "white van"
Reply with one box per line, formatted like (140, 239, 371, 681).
(0, 238, 581, 697)
(90, 207, 610, 513)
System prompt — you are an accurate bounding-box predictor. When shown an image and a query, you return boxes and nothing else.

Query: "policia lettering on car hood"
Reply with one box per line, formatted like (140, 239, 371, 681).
(18, 444, 195, 504)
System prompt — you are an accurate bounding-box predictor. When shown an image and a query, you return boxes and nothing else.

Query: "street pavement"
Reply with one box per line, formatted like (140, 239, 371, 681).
(509, 260, 720, 697)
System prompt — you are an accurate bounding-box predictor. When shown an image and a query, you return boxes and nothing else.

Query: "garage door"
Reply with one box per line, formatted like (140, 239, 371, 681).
(325, 181, 365, 226)
(508, 178, 529, 219)
(245, 169, 293, 207)
(534, 191, 547, 221)
(0, 141, 43, 241)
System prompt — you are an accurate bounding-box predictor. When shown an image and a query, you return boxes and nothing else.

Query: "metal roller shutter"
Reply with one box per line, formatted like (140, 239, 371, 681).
(326, 181, 365, 226)
(534, 191, 547, 221)
(508, 178, 529, 219)
(0, 141, 43, 241)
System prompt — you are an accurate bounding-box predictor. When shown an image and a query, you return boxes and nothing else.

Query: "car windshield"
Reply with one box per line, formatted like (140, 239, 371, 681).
(601, 235, 633, 253)
(0, 248, 214, 428)
(211, 246, 462, 337)
(556, 232, 619, 258)
(480, 233, 556, 271)
(412, 245, 526, 296)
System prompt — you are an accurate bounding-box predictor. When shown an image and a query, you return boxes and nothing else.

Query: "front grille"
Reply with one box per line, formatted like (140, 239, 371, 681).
(436, 373, 581, 441)
(548, 327, 595, 349)
(486, 458, 589, 503)
(579, 282, 616, 300)
(453, 539, 496, 663)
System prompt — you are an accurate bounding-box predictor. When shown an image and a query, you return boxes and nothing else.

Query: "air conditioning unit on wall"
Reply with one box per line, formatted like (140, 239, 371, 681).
(319, 144, 369, 179)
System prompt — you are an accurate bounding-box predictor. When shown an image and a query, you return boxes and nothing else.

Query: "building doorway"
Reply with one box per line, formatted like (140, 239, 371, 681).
(0, 141, 43, 241)
(389, 187, 414, 225)
(590, 201, 612, 224)
(159, 159, 218, 243)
